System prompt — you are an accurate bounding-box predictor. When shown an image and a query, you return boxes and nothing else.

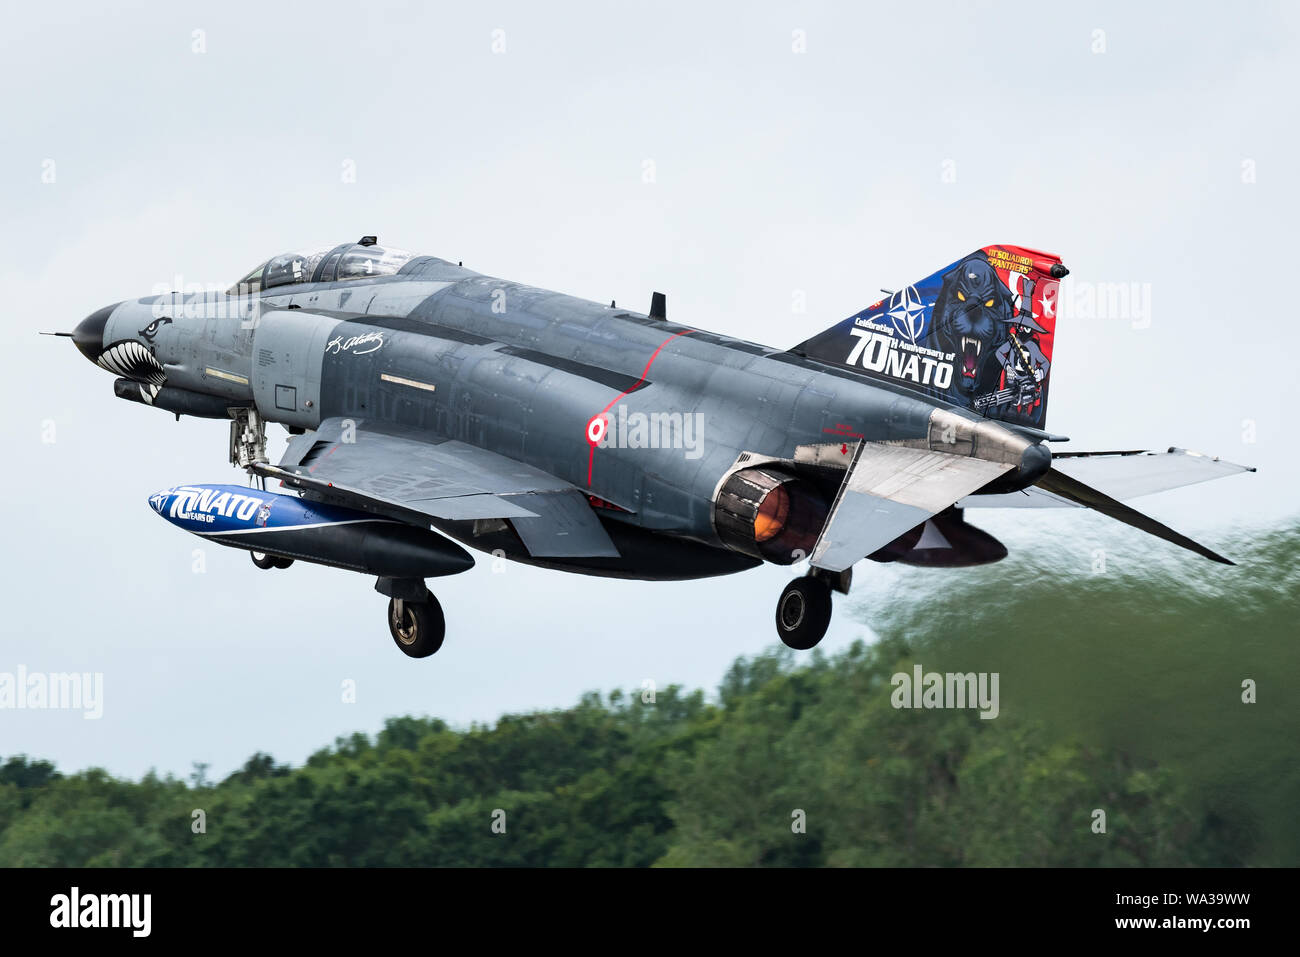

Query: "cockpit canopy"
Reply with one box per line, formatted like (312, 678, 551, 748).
(227, 236, 415, 294)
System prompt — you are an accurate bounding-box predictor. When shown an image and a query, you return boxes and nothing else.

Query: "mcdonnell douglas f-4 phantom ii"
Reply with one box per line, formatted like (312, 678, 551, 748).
(57, 238, 1254, 658)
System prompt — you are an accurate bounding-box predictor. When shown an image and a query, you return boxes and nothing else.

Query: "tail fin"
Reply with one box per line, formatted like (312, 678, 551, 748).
(791, 244, 1068, 429)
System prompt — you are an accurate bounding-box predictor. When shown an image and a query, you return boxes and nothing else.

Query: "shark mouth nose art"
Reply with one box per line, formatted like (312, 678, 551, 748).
(98, 340, 167, 386)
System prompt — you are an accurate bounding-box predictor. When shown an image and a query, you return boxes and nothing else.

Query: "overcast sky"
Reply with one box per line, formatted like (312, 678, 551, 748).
(2, 1, 1296, 780)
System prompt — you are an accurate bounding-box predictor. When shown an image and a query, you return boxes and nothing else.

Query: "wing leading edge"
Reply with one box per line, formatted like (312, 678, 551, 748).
(258, 417, 619, 558)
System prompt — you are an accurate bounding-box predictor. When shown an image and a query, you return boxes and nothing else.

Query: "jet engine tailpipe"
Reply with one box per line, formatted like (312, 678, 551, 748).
(713, 467, 829, 564)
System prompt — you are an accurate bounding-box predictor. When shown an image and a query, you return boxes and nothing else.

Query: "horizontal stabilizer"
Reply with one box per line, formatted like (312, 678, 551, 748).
(1033, 467, 1233, 564)
(959, 448, 1255, 508)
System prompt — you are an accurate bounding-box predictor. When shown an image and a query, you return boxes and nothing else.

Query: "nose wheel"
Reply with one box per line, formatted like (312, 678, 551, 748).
(775, 575, 833, 650)
(250, 551, 293, 570)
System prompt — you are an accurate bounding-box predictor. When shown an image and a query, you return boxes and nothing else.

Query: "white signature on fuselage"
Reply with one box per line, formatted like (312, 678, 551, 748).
(325, 331, 385, 356)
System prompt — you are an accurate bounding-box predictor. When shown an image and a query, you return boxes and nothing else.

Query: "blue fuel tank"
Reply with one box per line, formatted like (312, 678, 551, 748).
(148, 484, 474, 579)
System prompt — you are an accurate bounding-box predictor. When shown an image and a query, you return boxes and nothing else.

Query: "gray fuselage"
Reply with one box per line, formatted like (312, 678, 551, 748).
(95, 254, 990, 576)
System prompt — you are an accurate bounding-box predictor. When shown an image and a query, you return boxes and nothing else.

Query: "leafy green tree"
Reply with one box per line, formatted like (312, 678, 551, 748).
(1, 524, 1292, 867)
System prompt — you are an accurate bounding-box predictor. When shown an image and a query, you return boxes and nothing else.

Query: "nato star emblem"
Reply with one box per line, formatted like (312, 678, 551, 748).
(886, 285, 927, 343)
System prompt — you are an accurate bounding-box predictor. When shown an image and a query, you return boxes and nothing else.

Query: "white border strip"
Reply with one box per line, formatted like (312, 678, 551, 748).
(381, 373, 437, 393)
(205, 367, 250, 385)
(197, 519, 390, 536)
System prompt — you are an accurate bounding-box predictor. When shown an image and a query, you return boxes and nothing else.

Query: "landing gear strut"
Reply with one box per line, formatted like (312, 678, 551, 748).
(234, 410, 286, 573)
(229, 407, 268, 473)
(775, 568, 848, 650)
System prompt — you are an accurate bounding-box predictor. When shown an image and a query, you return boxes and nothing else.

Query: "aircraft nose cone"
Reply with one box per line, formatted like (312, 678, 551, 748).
(72, 302, 121, 363)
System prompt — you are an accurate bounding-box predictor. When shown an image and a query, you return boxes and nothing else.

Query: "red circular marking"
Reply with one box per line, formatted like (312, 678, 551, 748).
(585, 329, 694, 485)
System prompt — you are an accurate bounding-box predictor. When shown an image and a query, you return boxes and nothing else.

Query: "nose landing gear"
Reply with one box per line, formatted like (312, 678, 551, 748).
(775, 567, 850, 650)
(233, 410, 290, 572)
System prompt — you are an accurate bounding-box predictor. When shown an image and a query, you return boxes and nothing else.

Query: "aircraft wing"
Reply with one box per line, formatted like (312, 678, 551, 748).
(255, 417, 619, 558)
(809, 442, 1014, 573)
(956, 448, 1256, 508)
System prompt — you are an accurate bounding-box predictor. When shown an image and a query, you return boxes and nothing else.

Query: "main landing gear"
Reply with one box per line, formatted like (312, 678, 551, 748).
(775, 568, 850, 650)
(387, 595, 446, 658)
(376, 577, 446, 658)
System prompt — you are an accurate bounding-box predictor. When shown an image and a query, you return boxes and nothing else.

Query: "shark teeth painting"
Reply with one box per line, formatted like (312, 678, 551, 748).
(97, 339, 166, 386)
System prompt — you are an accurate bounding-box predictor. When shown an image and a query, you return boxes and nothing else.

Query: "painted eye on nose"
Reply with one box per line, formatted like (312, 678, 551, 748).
(956, 291, 966, 302)
(984, 298, 994, 308)
(137, 316, 172, 341)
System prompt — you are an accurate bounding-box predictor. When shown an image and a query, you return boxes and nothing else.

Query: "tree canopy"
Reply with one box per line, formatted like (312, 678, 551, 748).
(3, 523, 1294, 867)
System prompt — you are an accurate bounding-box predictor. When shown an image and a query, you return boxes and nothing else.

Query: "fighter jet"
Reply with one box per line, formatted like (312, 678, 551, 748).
(58, 238, 1254, 658)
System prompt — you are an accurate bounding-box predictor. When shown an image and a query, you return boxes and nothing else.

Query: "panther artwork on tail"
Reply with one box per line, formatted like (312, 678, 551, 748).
(793, 243, 1065, 429)
(930, 252, 1015, 401)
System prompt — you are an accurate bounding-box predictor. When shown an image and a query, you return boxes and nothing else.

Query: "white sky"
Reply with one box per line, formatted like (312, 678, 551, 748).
(1, 0, 1296, 779)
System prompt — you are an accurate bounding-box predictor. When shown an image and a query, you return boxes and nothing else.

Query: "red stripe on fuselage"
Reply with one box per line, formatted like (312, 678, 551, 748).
(587, 330, 694, 486)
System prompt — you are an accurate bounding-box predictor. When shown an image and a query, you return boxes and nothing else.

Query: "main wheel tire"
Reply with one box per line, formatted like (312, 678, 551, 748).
(775, 576, 833, 650)
(271, 557, 294, 569)
(250, 551, 277, 570)
(388, 595, 446, 658)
